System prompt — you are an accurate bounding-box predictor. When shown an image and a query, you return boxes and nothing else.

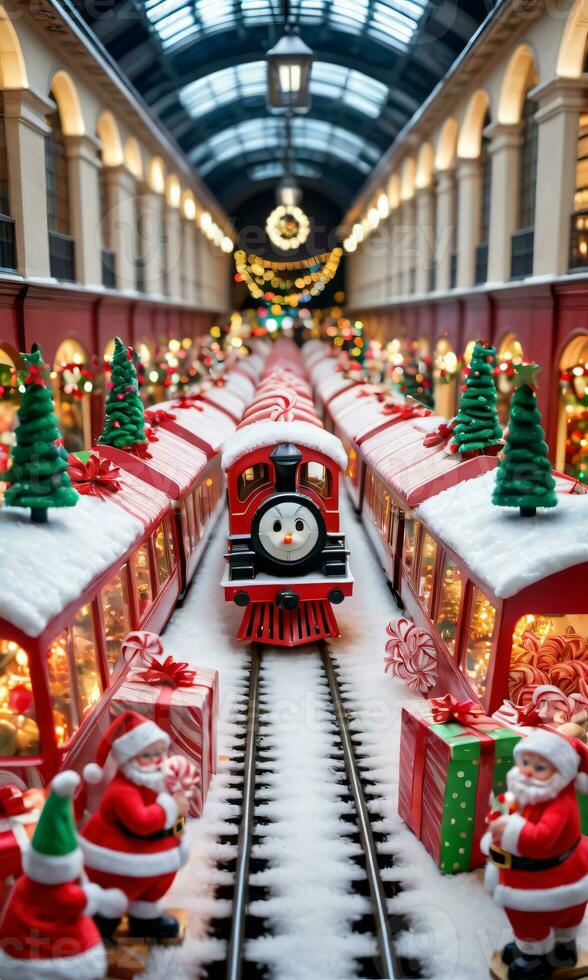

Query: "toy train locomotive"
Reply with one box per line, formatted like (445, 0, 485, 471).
(221, 340, 353, 646)
(305, 340, 588, 716)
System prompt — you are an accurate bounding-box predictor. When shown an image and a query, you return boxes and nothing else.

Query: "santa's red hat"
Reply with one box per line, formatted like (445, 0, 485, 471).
(84, 710, 170, 785)
(513, 729, 588, 792)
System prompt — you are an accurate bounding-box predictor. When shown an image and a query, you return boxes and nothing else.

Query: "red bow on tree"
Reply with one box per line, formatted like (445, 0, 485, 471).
(422, 420, 457, 448)
(430, 694, 494, 728)
(135, 655, 197, 688)
(381, 402, 432, 420)
(145, 409, 177, 427)
(67, 453, 122, 500)
(24, 364, 47, 387)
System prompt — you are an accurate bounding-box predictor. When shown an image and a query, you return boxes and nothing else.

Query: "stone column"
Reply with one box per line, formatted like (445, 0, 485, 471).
(3, 88, 53, 279)
(415, 185, 435, 293)
(165, 203, 182, 298)
(138, 185, 165, 295)
(402, 196, 416, 294)
(486, 122, 522, 282)
(434, 169, 456, 291)
(456, 158, 482, 288)
(102, 165, 137, 291)
(531, 77, 588, 277)
(181, 218, 196, 304)
(63, 134, 102, 286)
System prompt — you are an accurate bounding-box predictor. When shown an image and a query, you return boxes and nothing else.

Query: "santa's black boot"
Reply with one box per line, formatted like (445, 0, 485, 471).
(552, 940, 577, 968)
(502, 942, 521, 966)
(508, 951, 554, 980)
(127, 913, 180, 941)
(94, 914, 122, 940)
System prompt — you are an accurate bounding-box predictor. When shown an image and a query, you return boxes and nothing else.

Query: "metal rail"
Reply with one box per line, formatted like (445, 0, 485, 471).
(321, 644, 399, 980)
(226, 643, 261, 980)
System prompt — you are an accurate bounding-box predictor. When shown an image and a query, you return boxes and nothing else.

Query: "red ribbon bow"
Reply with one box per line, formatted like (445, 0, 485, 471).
(423, 421, 456, 448)
(128, 442, 153, 460)
(381, 402, 432, 420)
(430, 694, 494, 729)
(135, 655, 197, 689)
(145, 409, 177, 427)
(24, 364, 46, 387)
(67, 453, 122, 499)
(171, 394, 205, 411)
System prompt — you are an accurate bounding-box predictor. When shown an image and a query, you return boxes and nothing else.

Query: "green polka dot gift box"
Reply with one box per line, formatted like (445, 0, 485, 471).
(398, 696, 520, 874)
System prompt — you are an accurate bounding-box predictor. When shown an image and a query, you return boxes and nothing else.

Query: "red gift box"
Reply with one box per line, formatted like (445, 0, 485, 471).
(0, 787, 46, 894)
(111, 655, 218, 818)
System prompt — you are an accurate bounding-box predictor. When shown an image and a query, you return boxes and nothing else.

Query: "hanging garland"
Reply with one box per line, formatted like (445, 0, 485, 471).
(234, 247, 342, 307)
(54, 362, 96, 398)
(0, 363, 18, 401)
(265, 205, 310, 251)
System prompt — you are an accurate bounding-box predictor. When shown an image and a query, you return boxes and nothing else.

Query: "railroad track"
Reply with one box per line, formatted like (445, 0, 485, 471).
(219, 641, 419, 980)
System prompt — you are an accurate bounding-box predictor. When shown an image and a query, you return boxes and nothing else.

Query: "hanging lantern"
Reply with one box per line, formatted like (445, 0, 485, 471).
(266, 29, 314, 112)
(277, 174, 302, 207)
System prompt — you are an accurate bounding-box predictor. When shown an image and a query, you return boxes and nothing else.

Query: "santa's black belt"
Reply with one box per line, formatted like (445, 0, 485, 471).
(117, 816, 186, 841)
(489, 838, 580, 871)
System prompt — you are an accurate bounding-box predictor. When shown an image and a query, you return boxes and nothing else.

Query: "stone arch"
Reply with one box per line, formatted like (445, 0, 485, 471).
(497, 45, 539, 125)
(0, 5, 27, 89)
(387, 173, 401, 210)
(124, 137, 143, 180)
(96, 111, 123, 166)
(166, 174, 181, 208)
(50, 70, 85, 136)
(458, 90, 491, 158)
(557, 0, 588, 78)
(400, 157, 417, 200)
(434, 118, 459, 172)
(147, 156, 165, 194)
(415, 143, 434, 189)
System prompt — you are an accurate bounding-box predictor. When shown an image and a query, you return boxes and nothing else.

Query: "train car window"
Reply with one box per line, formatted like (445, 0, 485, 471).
(101, 568, 131, 672)
(345, 442, 357, 483)
(434, 555, 463, 655)
(0, 640, 40, 756)
(190, 488, 201, 543)
(301, 461, 332, 498)
(389, 507, 399, 553)
(46, 630, 76, 746)
(184, 495, 196, 551)
(154, 523, 171, 587)
(133, 543, 154, 618)
(238, 463, 269, 501)
(463, 588, 497, 696)
(165, 516, 176, 569)
(382, 491, 392, 540)
(402, 516, 417, 575)
(418, 532, 437, 610)
(71, 604, 103, 719)
(509, 613, 588, 703)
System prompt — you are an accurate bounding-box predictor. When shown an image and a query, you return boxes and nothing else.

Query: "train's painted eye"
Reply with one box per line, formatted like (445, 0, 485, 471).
(273, 520, 282, 532)
(295, 519, 304, 532)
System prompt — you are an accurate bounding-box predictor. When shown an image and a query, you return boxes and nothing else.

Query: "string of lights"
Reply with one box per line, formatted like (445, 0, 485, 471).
(234, 247, 343, 307)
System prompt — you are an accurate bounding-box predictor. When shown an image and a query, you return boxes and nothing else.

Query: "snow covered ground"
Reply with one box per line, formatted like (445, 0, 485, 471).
(139, 492, 588, 980)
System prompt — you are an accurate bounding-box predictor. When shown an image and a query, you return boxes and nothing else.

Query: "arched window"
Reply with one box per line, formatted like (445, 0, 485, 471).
(99, 166, 116, 289)
(53, 339, 91, 452)
(0, 95, 15, 272)
(569, 113, 588, 270)
(557, 334, 588, 480)
(511, 96, 538, 279)
(475, 112, 491, 284)
(45, 107, 75, 281)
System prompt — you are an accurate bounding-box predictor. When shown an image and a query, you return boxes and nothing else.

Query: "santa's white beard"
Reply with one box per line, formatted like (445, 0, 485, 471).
(121, 759, 166, 793)
(507, 766, 572, 807)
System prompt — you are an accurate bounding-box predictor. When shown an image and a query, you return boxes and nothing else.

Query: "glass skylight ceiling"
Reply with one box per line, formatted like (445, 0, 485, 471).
(248, 162, 322, 182)
(189, 117, 380, 176)
(145, 0, 426, 52)
(180, 61, 388, 121)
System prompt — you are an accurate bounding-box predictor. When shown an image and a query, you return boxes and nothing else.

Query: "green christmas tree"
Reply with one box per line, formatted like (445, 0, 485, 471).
(401, 352, 434, 408)
(452, 341, 502, 455)
(492, 362, 557, 518)
(4, 347, 78, 523)
(98, 337, 147, 450)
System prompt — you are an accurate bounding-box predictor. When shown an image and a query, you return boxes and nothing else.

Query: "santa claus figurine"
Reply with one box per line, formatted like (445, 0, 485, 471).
(484, 729, 588, 979)
(80, 710, 190, 941)
(0, 770, 127, 978)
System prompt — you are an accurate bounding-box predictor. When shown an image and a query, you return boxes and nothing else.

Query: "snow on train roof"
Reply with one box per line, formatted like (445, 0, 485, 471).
(222, 420, 348, 471)
(418, 469, 588, 599)
(0, 496, 144, 637)
(224, 372, 255, 403)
